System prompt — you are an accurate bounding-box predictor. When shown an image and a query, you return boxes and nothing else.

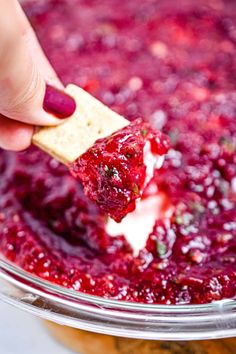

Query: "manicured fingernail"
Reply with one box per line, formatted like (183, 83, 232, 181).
(43, 84, 76, 119)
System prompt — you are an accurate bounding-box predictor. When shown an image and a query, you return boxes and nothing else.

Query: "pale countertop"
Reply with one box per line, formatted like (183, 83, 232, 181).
(0, 300, 73, 354)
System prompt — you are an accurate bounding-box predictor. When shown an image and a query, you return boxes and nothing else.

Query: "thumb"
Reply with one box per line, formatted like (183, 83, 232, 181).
(0, 0, 76, 126)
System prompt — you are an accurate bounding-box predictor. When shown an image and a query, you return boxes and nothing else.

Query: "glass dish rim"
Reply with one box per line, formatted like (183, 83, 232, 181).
(1, 257, 236, 340)
(1, 257, 236, 312)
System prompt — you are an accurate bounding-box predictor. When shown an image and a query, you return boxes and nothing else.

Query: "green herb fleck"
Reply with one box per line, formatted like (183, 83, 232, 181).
(126, 152, 133, 158)
(156, 242, 167, 257)
(140, 128, 148, 137)
(175, 216, 183, 225)
(104, 165, 116, 178)
(219, 136, 235, 153)
(190, 202, 205, 214)
(176, 212, 193, 226)
(169, 129, 179, 145)
(91, 148, 98, 155)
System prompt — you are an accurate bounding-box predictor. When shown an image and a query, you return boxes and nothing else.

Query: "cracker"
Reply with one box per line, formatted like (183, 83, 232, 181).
(32, 84, 129, 164)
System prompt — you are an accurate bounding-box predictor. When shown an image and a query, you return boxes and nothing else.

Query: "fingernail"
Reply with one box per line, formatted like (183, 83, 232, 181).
(43, 84, 76, 119)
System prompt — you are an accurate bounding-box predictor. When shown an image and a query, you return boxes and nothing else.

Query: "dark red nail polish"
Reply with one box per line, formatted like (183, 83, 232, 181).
(43, 84, 76, 119)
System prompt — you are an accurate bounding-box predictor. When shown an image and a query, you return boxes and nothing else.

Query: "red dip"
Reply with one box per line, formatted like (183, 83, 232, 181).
(70, 119, 169, 222)
(0, 0, 235, 304)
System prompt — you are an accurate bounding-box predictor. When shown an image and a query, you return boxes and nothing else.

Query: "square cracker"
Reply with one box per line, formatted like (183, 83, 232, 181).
(32, 84, 129, 165)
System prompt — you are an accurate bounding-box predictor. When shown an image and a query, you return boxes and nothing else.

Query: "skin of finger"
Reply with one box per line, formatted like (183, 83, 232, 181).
(16, 2, 64, 89)
(0, 115, 33, 151)
(0, 0, 65, 126)
(26, 29, 64, 89)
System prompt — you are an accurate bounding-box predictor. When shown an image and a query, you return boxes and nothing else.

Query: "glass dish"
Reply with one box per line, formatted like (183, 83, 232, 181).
(0, 256, 236, 341)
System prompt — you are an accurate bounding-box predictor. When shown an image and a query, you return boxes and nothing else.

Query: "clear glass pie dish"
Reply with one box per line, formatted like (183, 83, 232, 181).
(0, 255, 236, 341)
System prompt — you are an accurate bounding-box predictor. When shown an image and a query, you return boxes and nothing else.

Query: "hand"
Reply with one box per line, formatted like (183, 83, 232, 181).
(0, 0, 76, 151)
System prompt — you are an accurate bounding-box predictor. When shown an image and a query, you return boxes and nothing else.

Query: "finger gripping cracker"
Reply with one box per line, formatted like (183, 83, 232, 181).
(32, 84, 129, 165)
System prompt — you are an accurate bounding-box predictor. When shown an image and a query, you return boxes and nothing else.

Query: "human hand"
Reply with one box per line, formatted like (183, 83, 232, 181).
(0, 0, 76, 151)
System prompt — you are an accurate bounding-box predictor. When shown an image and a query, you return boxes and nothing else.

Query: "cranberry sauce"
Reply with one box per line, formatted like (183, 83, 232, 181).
(0, 0, 235, 304)
(70, 119, 169, 222)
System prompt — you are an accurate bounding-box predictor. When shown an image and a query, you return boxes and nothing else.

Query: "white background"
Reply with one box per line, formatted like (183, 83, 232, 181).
(0, 300, 73, 354)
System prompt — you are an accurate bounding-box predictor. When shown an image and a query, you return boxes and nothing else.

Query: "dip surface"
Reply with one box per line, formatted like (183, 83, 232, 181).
(0, 0, 235, 304)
